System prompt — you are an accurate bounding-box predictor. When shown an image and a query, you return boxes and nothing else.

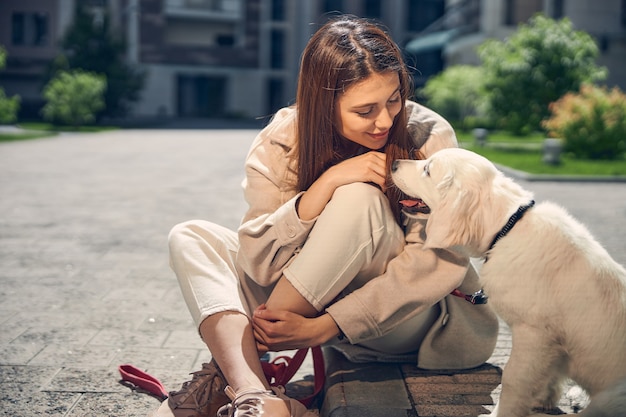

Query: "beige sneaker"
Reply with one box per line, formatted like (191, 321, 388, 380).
(217, 385, 315, 417)
(151, 360, 229, 417)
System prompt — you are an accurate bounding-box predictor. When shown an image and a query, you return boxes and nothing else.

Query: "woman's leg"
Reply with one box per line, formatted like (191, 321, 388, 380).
(267, 182, 404, 315)
(164, 220, 315, 417)
(168, 220, 267, 392)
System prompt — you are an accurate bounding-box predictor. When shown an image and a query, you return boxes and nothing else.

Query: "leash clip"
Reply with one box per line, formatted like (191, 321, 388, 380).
(467, 289, 488, 305)
(451, 288, 489, 305)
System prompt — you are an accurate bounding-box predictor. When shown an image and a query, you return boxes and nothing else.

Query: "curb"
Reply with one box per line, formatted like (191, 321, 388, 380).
(319, 347, 504, 417)
(320, 348, 412, 417)
(496, 164, 626, 183)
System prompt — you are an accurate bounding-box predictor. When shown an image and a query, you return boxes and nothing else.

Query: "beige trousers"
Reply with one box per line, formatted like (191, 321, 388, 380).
(168, 183, 439, 354)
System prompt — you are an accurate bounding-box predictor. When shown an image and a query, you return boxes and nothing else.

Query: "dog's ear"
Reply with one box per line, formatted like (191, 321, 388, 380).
(423, 171, 488, 251)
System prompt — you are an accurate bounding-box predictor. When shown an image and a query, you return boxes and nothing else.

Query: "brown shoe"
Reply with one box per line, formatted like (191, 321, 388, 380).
(152, 360, 230, 417)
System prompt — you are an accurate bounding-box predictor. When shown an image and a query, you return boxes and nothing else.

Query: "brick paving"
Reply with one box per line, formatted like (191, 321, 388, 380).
(0, 128, 624, 416)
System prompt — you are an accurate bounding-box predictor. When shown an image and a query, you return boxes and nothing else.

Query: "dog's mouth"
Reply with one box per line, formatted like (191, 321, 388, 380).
(399, 198, 430, 215)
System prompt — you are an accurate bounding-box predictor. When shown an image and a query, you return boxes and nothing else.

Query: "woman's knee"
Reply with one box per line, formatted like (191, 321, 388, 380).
(168, 220, 198, 253)
(329, 183, 391, 220)
(168, 220, 222, 253)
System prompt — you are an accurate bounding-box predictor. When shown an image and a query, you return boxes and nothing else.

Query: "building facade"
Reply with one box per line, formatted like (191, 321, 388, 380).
(0, 0, 624, 121)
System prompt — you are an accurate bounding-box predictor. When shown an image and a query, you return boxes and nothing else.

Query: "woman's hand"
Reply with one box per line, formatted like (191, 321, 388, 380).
(325, 151, 387, 191)
(297, 151, 387, 221)
(252, 305, 340, 352)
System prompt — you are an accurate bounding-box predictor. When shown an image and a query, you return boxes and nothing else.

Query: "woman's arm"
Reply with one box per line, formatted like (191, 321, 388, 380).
(252, 305, 340, 352)
(296, 151, 387, 220)
(325, 219, 470, 344)
(237, 110, 314, 287)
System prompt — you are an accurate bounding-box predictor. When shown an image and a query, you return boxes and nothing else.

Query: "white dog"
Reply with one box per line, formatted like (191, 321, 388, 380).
(391, 148, 626, 417)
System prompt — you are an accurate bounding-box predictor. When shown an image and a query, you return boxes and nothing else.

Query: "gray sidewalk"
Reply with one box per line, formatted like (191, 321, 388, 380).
(1, 129, 625, 417)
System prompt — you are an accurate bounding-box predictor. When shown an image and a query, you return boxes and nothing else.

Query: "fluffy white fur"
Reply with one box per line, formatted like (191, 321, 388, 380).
(391, 148, 626, 417)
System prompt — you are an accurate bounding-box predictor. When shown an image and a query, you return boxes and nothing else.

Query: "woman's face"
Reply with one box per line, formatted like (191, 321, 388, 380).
(334, 71, 402, 150)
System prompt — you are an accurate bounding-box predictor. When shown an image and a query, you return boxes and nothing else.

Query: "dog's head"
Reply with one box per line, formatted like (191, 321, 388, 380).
(391, 148, 533, 256)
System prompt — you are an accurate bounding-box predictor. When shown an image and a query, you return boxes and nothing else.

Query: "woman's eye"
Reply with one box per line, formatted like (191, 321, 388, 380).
(357, 108, 373, 117)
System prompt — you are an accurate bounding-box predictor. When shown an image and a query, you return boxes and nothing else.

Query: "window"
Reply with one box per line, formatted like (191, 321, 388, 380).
(272, 0, 286, 21)
(267, 78, 284, 114)
(407, 0, 445, 32)
(11, 12, 49, 46)
(411, 49, 443, 87)
(504, 0, 542, 26)
(552, 0, 564, 19)
(322, 0, 344, 14)
(177, 75, 226, 118)
(363, 0, 382, 19)
(270, 30, 285, 69)
(216, 34, 235, 46)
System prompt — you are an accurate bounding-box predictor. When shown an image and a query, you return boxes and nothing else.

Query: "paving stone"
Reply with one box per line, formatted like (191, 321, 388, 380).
(113, 347, 200, 371)
(43, 367, 122, 393)
(28, 344, 121, 368)
(0, 321, 28, 345)
(0, 365, 59, 386)
(161, 329, 206, 349)
(416, 403, 492, 417)
(13, 327, 99, 346)
(135, 312, 195, 332)
(0, 342, 46, 365)
(65, 392, 157, 417)
(0, 388, 80, 417)
(89, 329, 170, 349)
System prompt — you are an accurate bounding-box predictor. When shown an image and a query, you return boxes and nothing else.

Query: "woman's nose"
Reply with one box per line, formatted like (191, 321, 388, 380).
(375, 108, 393, 130)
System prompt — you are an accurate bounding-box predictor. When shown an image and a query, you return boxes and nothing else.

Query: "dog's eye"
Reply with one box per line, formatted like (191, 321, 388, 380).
(423, 164, 430, 176)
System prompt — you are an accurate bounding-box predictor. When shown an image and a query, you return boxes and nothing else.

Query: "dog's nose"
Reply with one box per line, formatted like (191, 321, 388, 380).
(391, 160, 399, 172)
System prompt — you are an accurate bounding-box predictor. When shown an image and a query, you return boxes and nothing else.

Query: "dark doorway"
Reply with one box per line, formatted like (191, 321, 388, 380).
(177, 75, 227, 118)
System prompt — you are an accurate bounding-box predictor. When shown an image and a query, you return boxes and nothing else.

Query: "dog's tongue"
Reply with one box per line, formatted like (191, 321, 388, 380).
(400, 199, 430, 214)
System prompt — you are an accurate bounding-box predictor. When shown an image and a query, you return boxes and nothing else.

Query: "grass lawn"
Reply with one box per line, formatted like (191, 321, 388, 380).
(0, 131, 59, 142)
(456, 131, 626, 177)
(0, 122, 118, 143)
(19, 122, 119, 133)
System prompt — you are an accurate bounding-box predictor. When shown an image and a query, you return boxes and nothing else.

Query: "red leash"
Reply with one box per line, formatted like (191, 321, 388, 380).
(261, 346, 325, 407)
(119, 346, 325, 407)
(118, 364, 168, 400)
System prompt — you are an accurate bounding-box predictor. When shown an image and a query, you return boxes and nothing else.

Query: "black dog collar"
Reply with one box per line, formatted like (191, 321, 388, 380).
(488, 200, 536, 253)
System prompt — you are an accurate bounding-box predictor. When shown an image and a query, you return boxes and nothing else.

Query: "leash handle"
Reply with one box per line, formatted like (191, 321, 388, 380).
(119, 364, 168, 400)
(261, 346, 325, 407)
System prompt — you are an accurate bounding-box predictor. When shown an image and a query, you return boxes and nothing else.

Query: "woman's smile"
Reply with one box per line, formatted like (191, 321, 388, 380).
(368, 130, 389, 141)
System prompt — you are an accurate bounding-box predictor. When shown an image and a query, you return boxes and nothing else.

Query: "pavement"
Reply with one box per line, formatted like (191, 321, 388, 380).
(1, 127, 625, 417)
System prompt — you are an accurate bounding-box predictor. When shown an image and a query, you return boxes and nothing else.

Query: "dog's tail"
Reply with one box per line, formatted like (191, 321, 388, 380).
(577, 376, 626, 417)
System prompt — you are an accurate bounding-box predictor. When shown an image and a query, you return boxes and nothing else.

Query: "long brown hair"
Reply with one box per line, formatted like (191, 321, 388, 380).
(295, 16, 416, 224)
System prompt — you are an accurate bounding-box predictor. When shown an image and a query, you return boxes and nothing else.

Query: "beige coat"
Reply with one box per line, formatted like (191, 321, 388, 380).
(236, 101, 498, 369)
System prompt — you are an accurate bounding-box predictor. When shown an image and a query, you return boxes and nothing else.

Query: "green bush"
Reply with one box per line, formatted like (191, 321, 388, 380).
(420, 65, 490, 130)
(47, 1, 145, 119)
(478, 14, 606, 135)
(0, 46, 20, 124)
(42, 70, 106, 127)
(542, 84, 626, 160)
(0, 89, 20, 124)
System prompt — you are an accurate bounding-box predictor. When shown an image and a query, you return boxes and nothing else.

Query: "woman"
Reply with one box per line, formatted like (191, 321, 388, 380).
(155, 15, 498, 417)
